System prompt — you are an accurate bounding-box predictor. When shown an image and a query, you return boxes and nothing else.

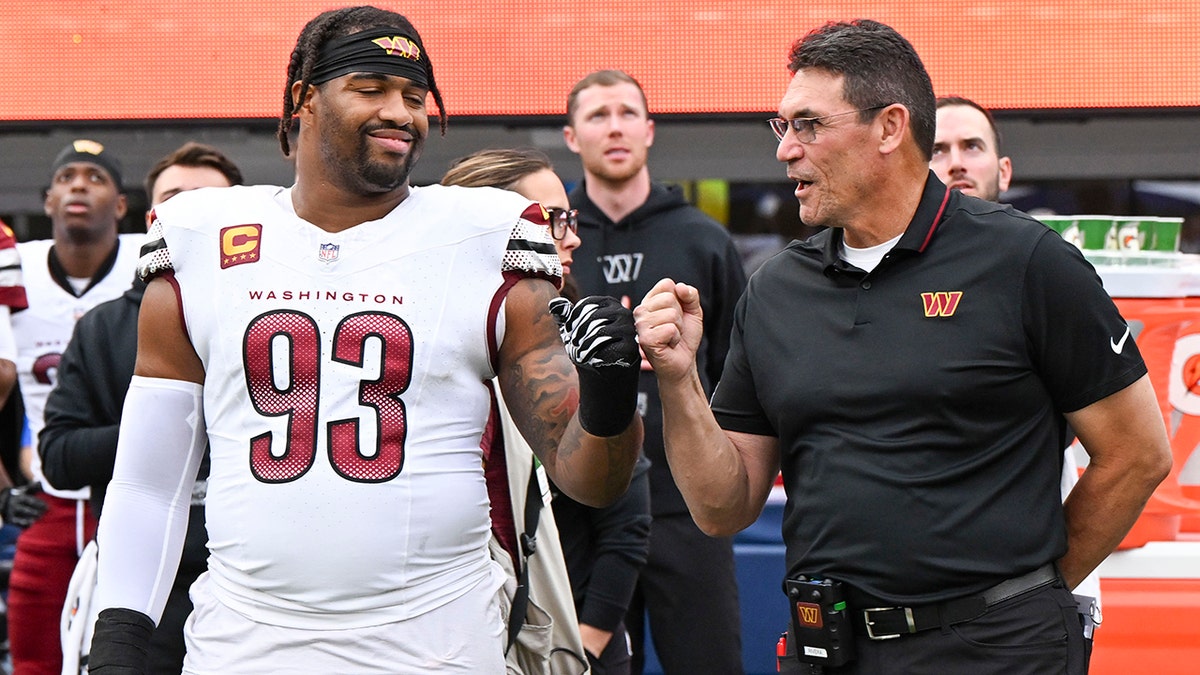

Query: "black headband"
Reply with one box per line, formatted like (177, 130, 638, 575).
(310, 28, 429, 88)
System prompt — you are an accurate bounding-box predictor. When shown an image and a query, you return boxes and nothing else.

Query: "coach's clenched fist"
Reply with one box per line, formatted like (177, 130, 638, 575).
(633, 278, 704, 383)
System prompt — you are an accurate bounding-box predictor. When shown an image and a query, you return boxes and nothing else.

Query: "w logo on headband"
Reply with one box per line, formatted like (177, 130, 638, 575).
(372, 36, 420, 60)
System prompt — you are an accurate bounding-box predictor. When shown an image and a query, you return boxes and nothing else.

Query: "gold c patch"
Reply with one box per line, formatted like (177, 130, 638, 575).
(220, 224, 262, 269)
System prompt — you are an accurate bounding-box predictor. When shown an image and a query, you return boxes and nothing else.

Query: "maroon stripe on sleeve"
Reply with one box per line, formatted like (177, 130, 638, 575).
(160, 271, 191, 343)
(486, 271, 525, 374)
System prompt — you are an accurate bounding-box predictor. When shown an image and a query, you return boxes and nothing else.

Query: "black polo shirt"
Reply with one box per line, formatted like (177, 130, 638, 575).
(711, 172, 1147, 605)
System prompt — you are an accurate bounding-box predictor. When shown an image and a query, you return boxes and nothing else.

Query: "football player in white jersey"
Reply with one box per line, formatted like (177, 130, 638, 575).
(0, 219, 27, 409)
(0, 218, 43, 529)
(41, 141, 244, 675)
(89, 7, 643, 674)
(8, 139, 142, 675)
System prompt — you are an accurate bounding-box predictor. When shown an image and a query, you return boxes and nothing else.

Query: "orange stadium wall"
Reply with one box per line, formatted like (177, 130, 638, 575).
(3, 1, 1200, 122)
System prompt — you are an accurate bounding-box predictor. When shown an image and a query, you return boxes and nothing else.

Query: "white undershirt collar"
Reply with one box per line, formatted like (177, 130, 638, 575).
(840, 232, 903, 273)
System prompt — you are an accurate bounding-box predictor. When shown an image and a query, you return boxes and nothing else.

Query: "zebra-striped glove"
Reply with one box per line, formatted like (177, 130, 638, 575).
(548, 296, 640, 436)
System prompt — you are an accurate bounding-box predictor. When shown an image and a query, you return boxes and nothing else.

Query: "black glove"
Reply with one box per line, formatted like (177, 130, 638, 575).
(89, 607, 155, 674)
(549, 296, 639, 369)
(0, 483, 48, 528)
(549, 296, 640, 436)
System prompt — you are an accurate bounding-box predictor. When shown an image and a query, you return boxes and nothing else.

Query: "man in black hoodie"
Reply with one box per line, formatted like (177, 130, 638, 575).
(563, 69, 748, 675)
(39, 142, 242, 674)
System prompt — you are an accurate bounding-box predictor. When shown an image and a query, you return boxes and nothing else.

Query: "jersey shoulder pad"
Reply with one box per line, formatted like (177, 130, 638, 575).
(0, 219, 25, 310)
(502, 203, 562, 285)
(137, 217, 174, 282)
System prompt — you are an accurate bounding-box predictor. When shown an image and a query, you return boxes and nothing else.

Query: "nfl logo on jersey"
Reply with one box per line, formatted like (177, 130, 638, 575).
(318, 242, 340, 263)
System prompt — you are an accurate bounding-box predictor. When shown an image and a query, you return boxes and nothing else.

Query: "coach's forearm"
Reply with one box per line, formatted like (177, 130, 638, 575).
(1060, 376, 1172, 588)
(1060, 455, 1169, 589)
(657, 368, 759, 536)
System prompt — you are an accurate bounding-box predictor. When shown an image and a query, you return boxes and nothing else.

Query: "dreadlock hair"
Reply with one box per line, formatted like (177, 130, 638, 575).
(277, 6, 447, 156)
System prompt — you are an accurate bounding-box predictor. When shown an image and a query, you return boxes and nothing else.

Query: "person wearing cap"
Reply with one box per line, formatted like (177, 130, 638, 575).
(7, 138, 143, 675)
(86, 7, 643, 674)
(39, 142, 243, 675)
(635, 20, 1170, 673)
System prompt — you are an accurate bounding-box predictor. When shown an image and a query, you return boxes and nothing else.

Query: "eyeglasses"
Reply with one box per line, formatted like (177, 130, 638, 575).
(768, 105, 890, 143)
(546, 207, 579, 240)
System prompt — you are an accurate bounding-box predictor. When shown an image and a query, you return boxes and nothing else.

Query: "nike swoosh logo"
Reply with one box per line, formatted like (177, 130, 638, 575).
(1110, 326, 1131, 354)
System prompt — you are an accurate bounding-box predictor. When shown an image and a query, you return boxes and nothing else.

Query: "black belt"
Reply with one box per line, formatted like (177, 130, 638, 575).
(852, 564, 1059, 640)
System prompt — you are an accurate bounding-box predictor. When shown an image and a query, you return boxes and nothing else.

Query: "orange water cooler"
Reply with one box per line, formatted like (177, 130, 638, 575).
(1086, 255, 1200, 674)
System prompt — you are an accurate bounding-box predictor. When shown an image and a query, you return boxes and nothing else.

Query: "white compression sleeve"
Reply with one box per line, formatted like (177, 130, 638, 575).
(94, 376, 206, 623)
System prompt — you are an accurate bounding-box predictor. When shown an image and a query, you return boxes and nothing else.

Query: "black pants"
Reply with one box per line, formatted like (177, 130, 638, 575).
(146, 576, 191, 674)
(627, 513, 743, 675)
(783, 581, 1088, 675)
(587, 620, 633, 675)
(146, 563, 206, 675)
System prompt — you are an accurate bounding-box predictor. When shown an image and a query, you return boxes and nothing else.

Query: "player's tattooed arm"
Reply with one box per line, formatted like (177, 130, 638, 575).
(499, 279, 642, 507)
(499, 279, 575, 458)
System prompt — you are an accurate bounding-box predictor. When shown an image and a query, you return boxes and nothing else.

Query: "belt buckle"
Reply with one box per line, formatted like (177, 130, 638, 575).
(862, 607, 915, 640)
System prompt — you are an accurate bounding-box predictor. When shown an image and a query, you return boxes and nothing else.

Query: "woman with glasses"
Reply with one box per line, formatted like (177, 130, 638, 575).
(443, 148, 651, 675)
(442, 148, 582, 288)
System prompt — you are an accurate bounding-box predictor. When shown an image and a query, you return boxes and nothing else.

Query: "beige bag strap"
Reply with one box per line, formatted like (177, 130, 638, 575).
(506, 462, 541, 652)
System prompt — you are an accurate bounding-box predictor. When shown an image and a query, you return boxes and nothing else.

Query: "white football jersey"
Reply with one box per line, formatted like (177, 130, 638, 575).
(0, 222, 29, 361)
(144, 184, 560, 629)
(15, 234, 143, 499)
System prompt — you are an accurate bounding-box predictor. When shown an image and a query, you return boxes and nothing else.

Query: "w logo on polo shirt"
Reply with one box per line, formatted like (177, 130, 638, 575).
(921, 291, 962, 317)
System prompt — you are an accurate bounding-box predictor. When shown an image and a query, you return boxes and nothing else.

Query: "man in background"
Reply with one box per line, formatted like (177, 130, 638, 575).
(0, 217, 35, 674)
(8, 139, 143, 675)
(40, 142, 243, 674)
(564, 69, 747, 675)
(930, 96, 1011, 203)
(0, 218, 38, 526)
(0, 220, 26, 412)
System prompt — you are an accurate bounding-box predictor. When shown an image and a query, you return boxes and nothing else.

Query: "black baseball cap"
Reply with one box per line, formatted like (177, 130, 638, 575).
(49, 139, 124, 191)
